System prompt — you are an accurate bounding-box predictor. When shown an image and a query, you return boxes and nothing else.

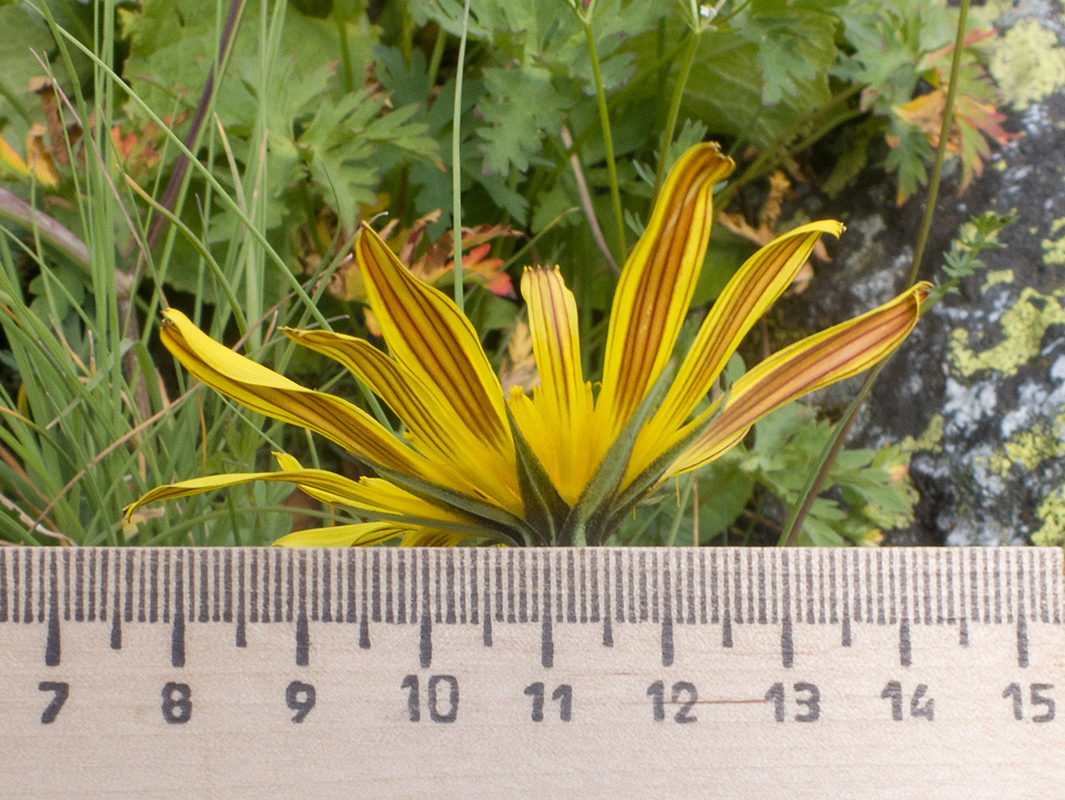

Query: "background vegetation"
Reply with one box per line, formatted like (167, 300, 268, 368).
(0, 0, 1012, 547)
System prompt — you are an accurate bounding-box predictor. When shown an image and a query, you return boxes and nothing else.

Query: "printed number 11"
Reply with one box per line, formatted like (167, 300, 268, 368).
(524, 683, 572, 722)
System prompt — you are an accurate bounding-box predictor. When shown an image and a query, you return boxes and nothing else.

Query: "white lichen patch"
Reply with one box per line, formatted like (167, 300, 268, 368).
(1010, 372, 1065, 424)
(987, 17, 1065, 110)
(943, 377, 998, 431)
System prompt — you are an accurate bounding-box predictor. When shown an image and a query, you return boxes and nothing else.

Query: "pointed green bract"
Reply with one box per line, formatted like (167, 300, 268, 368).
(604, 387, 730, 535)
(506, 406, 570, 546)
(559, 362, 676, 547)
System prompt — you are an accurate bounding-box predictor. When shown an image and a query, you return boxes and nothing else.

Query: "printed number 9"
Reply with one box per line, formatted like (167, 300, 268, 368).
(286, 681, 317, 723)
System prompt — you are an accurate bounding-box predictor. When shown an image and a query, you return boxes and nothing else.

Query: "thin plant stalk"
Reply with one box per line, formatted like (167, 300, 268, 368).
(0, 188, 92, 274)
(780, 0, 971, 547)
(42, 21, 332, 330)
(652, 31, 700, 201)
(427, 24, 447, 88)
(582, 19, 626, 266)
(145, 0, 247, 252)
(335, 14, 356, 93)
(451, 0, 472, 313)
(652, 0, 730, 202)
(664, 473, 696, 547)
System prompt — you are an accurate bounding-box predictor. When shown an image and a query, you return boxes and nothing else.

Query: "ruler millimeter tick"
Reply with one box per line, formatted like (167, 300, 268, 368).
(2, 546, 1062, 799)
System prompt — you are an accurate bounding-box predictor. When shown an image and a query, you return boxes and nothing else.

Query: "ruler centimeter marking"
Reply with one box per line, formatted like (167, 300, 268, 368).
(1, 546, 1060, 671)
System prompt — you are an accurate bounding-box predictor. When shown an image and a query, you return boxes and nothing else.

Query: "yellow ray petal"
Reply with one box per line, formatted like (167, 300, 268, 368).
(521, 268, 586, 427)
(160, 309, 427, 478)
(125, 455, 475, 530)
(517, 268, 596, 502)
(667, 282, 931, 475)
(626, 221, 843, 480)
(272, 453, 495, 530)
(273, 522, 407, 547)
(657, 221, 843, 436)
(356, 224, 514, 459)
(399, 529, 486, 546)
(598, 143, 735, 439)
(282, 327, 522, 514)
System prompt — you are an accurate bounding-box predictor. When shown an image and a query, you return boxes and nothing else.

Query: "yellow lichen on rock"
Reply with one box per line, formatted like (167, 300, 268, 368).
(986, 418, 1065, 477)
(1033, 487, 1065, 546)
(948, 287, 1065, 377)
(1043, 218, 1065, 266)
(899, 414, 945, 455)
(981, 269, 1014, 291)
(986, 18, 1065, 110)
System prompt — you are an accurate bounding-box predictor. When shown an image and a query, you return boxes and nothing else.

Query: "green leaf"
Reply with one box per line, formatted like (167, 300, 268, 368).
(679, 25, 832, 149)
(884, 122, 934, 203)
(743, 0, 843, 106)
(478, 65, 570, 175)
(0, 4, 58, 128)
(696, 456, 756, 541)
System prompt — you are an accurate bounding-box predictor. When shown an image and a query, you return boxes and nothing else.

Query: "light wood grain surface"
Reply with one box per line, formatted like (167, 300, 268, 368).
(1, 547, 1061, 798)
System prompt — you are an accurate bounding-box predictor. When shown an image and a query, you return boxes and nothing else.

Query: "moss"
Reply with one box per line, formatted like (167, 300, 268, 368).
(986, 18, 1065, 110)
(948, 287, 1065, 377)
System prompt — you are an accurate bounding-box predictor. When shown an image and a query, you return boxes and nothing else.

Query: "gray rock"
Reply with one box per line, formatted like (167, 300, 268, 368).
(783, 3, 1065, 546)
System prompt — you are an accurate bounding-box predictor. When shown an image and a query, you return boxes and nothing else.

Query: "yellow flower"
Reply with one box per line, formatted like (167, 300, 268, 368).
(127, 143, 929, 547)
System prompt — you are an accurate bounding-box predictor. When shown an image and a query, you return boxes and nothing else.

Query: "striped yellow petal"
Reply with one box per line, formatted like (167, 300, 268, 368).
(667, 282, 931, 475)
(160, 309, 427, 478)
(273, 522, 408, 547)
(356, 224, 514, 461)
(657, 221, 843, 435)
(597, 143, 735, 440)
(125, 471, 290, 519)
(269, 453, 474, 523)
(399, 530, 485, 546)
(282, 328, 522, 514)
(625, 221, 843, 481)
(125, 455, 475, 530)
(517, 268, 596, 502)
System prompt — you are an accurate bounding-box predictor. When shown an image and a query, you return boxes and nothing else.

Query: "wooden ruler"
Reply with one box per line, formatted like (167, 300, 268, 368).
(1, 546, 1062, 799)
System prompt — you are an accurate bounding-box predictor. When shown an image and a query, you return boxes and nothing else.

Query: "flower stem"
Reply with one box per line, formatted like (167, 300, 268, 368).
(652, 31, 699, 201)
(583, 20, 626, 266)
(451, 0, 472, 313)
(780, 0, 971, 547)
(665, 473, 696, 547)
(905, 10, 970, 288)
(427, 23, 447, 87)
(334, 14, 355, 93)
